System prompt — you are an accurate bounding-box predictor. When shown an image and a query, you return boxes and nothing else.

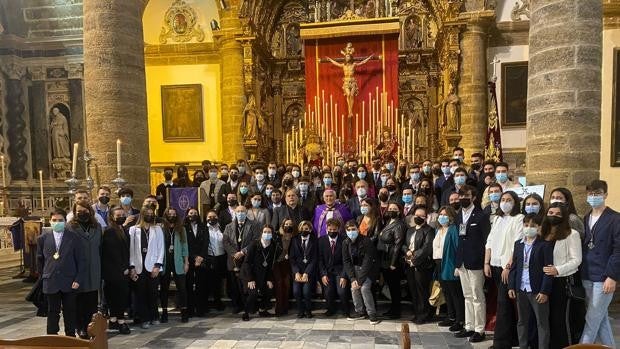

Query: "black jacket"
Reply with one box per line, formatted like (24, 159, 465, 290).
(377, 218, 406, 269)
(101, 226, 130, 282)
(222, 219, 261, 271)
(355, 215, 382, 243)
(318, 234, 346, 279)
(289, 234, 319, 278)
(36, 230, 86, 294)
(455, 206, 490, 270)
(402, 224, 435, 269)
(271, 204, 312, 231)
(509, 238, 554, 294)
(185, 220, 210, 261)
(343, 235, 379, 285)
(241, 239, 277, 286)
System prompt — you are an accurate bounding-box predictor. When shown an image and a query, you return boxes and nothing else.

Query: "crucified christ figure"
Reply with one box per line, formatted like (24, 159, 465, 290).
(325, 43, 374, 117)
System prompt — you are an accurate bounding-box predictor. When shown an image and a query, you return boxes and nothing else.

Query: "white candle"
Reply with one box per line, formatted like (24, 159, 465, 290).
(39, 170, 44, 210)
(1, 155, 5, 188)
(72, 143, 79, 175)
(116, 139, 122, 174)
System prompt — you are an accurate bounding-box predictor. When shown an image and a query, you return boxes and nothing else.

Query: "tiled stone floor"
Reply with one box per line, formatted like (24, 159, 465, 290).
(1, 267, 619, 348)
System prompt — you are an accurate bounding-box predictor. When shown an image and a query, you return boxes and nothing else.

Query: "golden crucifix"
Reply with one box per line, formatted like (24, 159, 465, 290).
(325, 43, 374, 118)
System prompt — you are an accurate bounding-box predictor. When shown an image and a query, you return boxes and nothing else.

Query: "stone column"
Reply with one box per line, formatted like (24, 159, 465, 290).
(526, 0, 602, 212)
(83, 0, 150, 198)
(458, 13, 493, 156)
(1, 62, 28, 181)
(217, 9, 247, 163)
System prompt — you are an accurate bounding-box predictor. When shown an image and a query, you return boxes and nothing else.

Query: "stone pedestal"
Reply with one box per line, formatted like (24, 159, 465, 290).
(458, 12, 493, 156)
(83, 0, 150, 198)
(526, 0, 602, 212)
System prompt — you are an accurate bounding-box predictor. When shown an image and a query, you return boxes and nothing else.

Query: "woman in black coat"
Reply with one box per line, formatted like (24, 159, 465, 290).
(102, 207, 130, 334)
(289, 221, 319, 318)
(377, 202, 406, 319)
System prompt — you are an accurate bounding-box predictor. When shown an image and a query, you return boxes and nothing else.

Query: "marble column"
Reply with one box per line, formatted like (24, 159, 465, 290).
(218, 8, 247, 163)
(83, 0, 150, 198)
(458, 14, 492, 156)
(526, 0, 602, 212)
(1, 62, 28, 181)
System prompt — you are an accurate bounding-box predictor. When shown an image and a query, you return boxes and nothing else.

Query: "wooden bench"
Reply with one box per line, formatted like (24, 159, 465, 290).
(0, 312, 107, 349)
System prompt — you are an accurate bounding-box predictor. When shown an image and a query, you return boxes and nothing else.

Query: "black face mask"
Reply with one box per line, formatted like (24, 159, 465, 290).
(385, 211, 399, 220)
(327, 231, 338, 238)
(167, 216, 178, 223)
(143, 215, 155, 223)
(285, 226, 294, 234)
(414, 216, 426, 226)
(301, 230, 310, 237)
(77, 212, 91, 223)
(220, 175, 229, 182)
(450, 202, 461, 211)
(230, 174, 239, 181)
(419, 188, 431, 195)
(98, 196, 110, 205)
(148, 203, 157, 210)
(471, 164, 481, 172)
(194, 176, 205, 183)
(283, 179, 293, 187)
(386, 185, 396, 192)
(547, 216, 563, 226)
(459, 198, 472, 208)
(432, 169, 443, 177)
(188, 215, 199, 222)
(115, 217, 126, 226)
(178, 171, 187, 177)
(164, 174, 173, 181)
(378, 193, 389, 202)
(207, 218, 218, 226)
(228, 200, 238, 207)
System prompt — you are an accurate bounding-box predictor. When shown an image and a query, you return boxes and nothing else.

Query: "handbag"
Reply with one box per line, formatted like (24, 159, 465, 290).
(428, 280, 445, 307)
(565, 274, 586, 301)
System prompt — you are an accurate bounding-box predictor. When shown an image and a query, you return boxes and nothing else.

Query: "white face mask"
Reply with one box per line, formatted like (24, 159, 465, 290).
(268, 169, 277, 176)
(499, 201, 514, 214)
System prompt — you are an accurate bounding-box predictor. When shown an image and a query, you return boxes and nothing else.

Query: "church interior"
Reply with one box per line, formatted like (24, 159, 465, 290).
(0, 0, 617, 266)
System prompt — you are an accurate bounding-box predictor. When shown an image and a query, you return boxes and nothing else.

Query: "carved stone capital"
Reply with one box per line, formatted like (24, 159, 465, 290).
(1, 61, 26, 80)
(65, 63, 84, 79)
(29, 66, 46, 81)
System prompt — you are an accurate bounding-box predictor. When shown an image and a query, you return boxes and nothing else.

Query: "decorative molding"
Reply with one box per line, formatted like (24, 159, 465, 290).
(65, 63, 83, 79)
(0, 61, 26, 80)
(604, 1, 620, 29)
(159, 0, 206, 44)
(489, 20, 529, 47)
(510, 0, 530, 22)
(28, 66, 46, 81)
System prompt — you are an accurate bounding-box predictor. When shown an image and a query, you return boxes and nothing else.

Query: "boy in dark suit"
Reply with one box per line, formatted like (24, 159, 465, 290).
(318, 219, 349, 316)
(36, 209, 86, 336)
(509, 214, 553, 349)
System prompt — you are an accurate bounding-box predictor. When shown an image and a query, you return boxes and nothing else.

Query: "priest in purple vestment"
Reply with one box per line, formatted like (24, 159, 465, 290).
(313, 189, 353, 237)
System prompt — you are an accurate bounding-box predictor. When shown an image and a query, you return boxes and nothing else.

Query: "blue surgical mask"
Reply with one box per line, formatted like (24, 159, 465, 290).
(120, 196, 132, 206)
(357, 171, 367, 179)
(251, 200, 261, 208)
(587, 195, 605, 208)
(489, 192, 501, 203)
(360, 206, 369, 215)
(262, 233, 272, 241)
(255, 174, 265, 181)
(386, 163, 395, 171)
(356, 188, 367, 197)
(437, 215, 450, 226)
(524, 204, 540, 214)
(496, 173, 508, 183)
(235, 212, 247, 222)
(380, 176, 388, 185)
(265, 189, 273, 197)
(412, 173, 421, 182)
(454, 175, 466, 186)
(523, 227, 538, 238)
(239, 187, 249, 195)
(323, 178, 333, 186)
(423, 166, 431, 174)
(402, 194, 413, 204)
(441, 167, 451, 175)
(51, 222, 65, 233)
(346, 230, 359, 241)
(298, 183, 309, 192)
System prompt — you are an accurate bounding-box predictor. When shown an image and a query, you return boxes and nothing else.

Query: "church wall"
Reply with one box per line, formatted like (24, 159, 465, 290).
(600, 28, 620, 209)
(145, 63, 222, 165)
(495, 0, 522, 22)
(142, 0, 218, 45)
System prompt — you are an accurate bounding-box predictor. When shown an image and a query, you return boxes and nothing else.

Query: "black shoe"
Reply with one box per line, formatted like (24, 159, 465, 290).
(297, 312, 306, 319)
(455, 330, 475, 338)
(369, 315, 381, 325)
(118, 323, 131, 335)
(258, 310, 272, 318)
(78, 330, 89, 339)
(347, 312, 366, 321)
(108, 321, 119, 331)
(160, 310, 168, 323)
(323, 310, 335, 317)
(438, 319, 454, 327)
(242, 312, 250, 321)
(469, 332, 486, 343)
(305, 311, 313, 319)
(449, 323, 464, 332)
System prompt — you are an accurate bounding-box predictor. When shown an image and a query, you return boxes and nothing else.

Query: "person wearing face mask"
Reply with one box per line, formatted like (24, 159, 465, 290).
(317, 171, 337, 201)
(271, 189, 313, 231)
(477, 161, 497, 195)
(159, 207, 190, 323)
(142, 195, 164, 223)
(92, 186, 112, 228)
(37, 209, 85, 337)
(290, 165, 302, 185)
(222, 205, 261, 314)
(173, 165, 193, 187)
(343, 220, 381, 324)
(357, 198, 383, 243)
(117, 188, 140, 228)
(221, 166, 241, 197)
(267, 188, 282, 214)
(218, 193, 239, 228)
(484, 191, 523, 347)
(405, 164, 422, 192)
(453, 147, 466, 165)
(204, 210, 227, 313)
(580, 180, 620, 348)
(184, 208, 211, 317)
(250, 165, 268, 195)
(236, 159, 252, 184)
(377, 187, 390, 219)
(192, 170, 206, 187)
(219, 164, 230, 183)
(266, 162, 282, 188)
(482, 162, 519, 209)
(435, 159, 452, 204)
(240, 225, 278, 321)
(441, 167, 469, 206)
(297, 177, 317, 215)
(508, 214, 554, 349)
(313, 189, 353, 237)
(448, 192, 461, 212)
(332, 166, 344, 190)
(128, 207, 165, 329)
(237, 181, 251, 208)
(356, 165, 376, 198)
(377, 202, 406, 319)
(67, 202, 102, 339)
(200, 165, 227, 213)
(401, 187, 415, 221)
(454, 185, 490, 343)
(318, 219, 350, 317)
(247, 192, 271, 226)
(385, 177, 401, 203)
(548, 187, 585, 239)
(102, 207, 131, 334)
(483, 183, 503, 216)
(290, 221, 319, 318)
(156, 167, 177, 217)
(538, 203, 584, 348)
(521, 193, 546, 223)
(66, 190, 108, 228)
(402, 206, 435, 323)
(273, 219, 295, 315)
(468, 152, 483, 182)
(370, 157, 383, 188)
(433, 206, 465, 332)
(421, 160, 433, 181)
(347, 180, 370, 219)
(378, 169, 391, 190)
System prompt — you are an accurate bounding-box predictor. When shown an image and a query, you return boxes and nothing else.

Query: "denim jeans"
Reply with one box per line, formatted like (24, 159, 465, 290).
(580, 280, 615, 347)
(351, 278, 375, 317)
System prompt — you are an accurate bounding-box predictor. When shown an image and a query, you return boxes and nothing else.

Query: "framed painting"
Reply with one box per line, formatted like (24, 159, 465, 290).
(613, 49, 620, 166)
(161, 84, 204, 142)
(501, 61, 528, 128)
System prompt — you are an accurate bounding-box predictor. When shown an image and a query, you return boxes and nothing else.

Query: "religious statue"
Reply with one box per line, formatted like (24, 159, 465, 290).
(301, 126, 324, 167)
(242, 95, 259, 140)
(405, 16, 422, 49)
(325, 43, 374, 118)
(433, 83, 460, 131)
(374, 128, 398, 162)
(50, 107, 71, 160)
(286, 25, 301, 57)
(363, 0, 376, 18)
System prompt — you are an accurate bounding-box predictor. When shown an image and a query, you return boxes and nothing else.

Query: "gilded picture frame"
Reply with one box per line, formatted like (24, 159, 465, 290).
(612, 48, 620, 167)
(501, 61, 528, 128)
(161, 84, 204, 142)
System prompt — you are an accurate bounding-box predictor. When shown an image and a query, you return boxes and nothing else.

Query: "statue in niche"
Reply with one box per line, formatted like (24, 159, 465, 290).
(258, 100, 270, 145)
(433, 83, 460, 131)
(286, 25, 301, 57)
(363, 0, 376, 18)
(271, 30, 282, 58)
(404, 16, 422, 49)
(50, 106, 71, 160)
(285, 104, 303, 131)
(243, 95, 259, 140)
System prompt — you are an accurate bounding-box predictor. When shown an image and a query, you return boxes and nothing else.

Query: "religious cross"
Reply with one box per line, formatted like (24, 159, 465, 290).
(490, 56, 501, 82)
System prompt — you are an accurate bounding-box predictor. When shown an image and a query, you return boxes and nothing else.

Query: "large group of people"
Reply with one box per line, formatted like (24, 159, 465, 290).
(36, 148, 620, 349)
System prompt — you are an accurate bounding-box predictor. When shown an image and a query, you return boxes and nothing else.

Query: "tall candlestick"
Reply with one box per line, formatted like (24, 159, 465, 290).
(355, 113, 359, 148)
(39, 170, 44, 210)
(116, 139, 122, 174)
(1, 155, 5, 188)
(72, 143, 79, 175)
(341, 114, 345, 145)
(362, 101, 365, 135)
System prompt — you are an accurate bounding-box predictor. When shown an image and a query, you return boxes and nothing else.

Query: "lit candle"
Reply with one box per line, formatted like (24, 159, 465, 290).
(1, 155, 5, 188)
(39, 170, 44, 210)
(72, 143, 79, 175)
(355, 113, 359, 147)
(299, 119, 304, 143)
(286, 134, 290, 163)
(116, 139, 122, 174)
(330, 95, 334, 133)
(341, 114, 345, 144)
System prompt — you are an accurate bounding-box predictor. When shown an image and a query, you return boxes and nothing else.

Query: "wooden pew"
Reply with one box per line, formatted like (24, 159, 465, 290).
(0, 312, 107, 349)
